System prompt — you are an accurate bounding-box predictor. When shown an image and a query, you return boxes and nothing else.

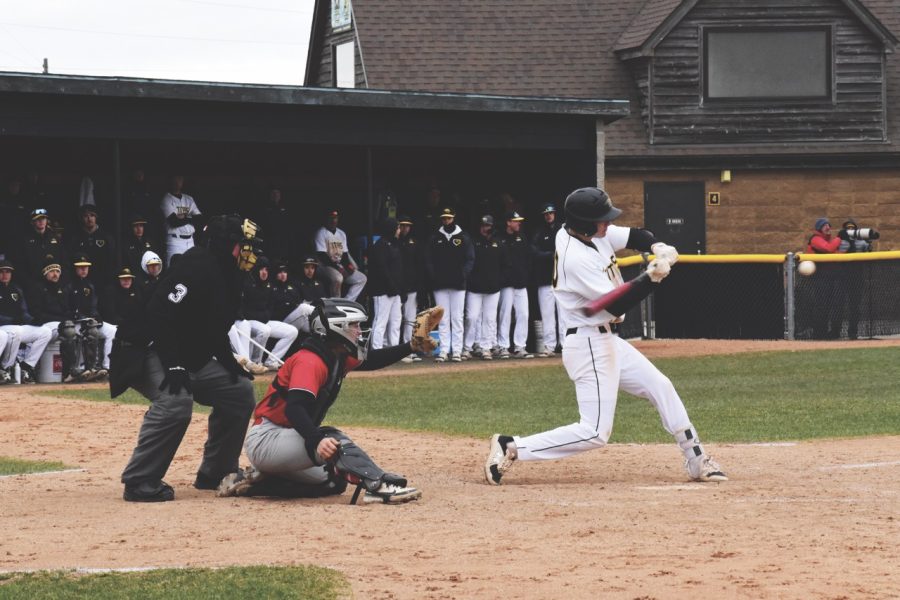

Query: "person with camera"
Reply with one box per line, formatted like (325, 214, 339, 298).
(836, 220, 879, 340)
(837, 220, 878, 253)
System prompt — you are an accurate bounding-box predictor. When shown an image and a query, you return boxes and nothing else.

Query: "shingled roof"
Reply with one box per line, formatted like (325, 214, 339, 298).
(333, 0, 900, 160)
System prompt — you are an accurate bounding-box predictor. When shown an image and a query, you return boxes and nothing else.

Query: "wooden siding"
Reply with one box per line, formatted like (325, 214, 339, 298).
(642, 0, 887, 144)
(308, 14, 364, 88)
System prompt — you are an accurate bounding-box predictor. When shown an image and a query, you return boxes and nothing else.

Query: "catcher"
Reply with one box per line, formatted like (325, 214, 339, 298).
(217, 298, 443, 504)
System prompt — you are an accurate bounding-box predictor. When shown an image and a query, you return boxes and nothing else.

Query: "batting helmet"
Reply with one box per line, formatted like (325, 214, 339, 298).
(564, 187, 621, 236)
(309, 298, 370, 361)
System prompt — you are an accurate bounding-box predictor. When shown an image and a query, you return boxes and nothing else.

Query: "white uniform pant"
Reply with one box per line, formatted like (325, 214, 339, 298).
(230, 319, 297, 365)
(245, 418, 329, 484)
(513, 330, 692, 461)
(0, 328, 15, 369)
(497, 286, 529, 350)
(371, 294, 401, 349)
(464, 291, 500, 351)
(400, 292, 418, 344)
(537, 285, 562, 352)
(98, 322, 116, 369)
(433, 288, 465, 355)
(165, 235, 194, 266)
(318, 264, 368, 302)
(282, 302, 315, 334)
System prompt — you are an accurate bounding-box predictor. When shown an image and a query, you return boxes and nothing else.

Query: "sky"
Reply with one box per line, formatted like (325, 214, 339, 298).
(0, 0, 315, 85)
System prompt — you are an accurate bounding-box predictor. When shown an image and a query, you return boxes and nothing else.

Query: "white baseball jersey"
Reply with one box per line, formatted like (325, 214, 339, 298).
(161, 192, 201, 236)
(553, 224, 629, 328)
(314, 227, 349, 263)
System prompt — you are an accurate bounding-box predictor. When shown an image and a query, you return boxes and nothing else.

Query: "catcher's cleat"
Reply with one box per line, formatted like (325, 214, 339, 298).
(216, 467, 266, 497)
(686, 455, 728, 482)
(484, 434, 517, 485)
(362, 482, 422, 504)
(123, 480, 175, 502)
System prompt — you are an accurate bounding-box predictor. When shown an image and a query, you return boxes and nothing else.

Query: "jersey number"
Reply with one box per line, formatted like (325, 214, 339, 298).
(168, 284, 188, 304)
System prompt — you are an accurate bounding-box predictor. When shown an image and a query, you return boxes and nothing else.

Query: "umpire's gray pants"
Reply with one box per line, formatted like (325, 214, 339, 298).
(121, 351, 255, 486)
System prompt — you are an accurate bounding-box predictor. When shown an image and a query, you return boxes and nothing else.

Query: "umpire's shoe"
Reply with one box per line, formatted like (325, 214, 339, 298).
(123, 480, 175, 502)
(484, 434, 517, 485)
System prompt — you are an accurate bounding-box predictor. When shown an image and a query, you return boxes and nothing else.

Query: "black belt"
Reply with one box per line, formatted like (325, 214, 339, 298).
(169, 234, 193, 239)
(566, 323, 619, 336)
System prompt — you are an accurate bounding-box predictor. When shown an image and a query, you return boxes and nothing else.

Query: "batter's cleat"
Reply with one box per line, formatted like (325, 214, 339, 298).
(362, 482, 422, 504)
(123, 480, 175, 502)
(216, 467, 266, 497)
(686, 455, 728, 482)
(484, 434, 517, 485)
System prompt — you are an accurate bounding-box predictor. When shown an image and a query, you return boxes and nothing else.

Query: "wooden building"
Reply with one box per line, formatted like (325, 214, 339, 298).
(306, 0, 900, 254)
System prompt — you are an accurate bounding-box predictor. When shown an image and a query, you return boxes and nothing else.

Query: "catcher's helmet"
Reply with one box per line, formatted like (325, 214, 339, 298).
(309, 298, 370, 361)
(564, 187, 621, 236)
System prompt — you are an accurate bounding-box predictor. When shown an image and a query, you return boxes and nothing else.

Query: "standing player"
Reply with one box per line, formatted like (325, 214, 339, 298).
(484, 187, 727, 485)
(367, 217, 403, 350)
(531, 203, 563, 356)
(161, 175, 202, 266)
(397, 216, 422, 362)
(463, 215, 503, 360)
(496, 211, 533, 359)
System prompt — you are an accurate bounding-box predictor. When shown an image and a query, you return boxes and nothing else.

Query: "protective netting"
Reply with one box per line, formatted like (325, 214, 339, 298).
(616, 252, 900, 341)
(793, 259, 900, 340)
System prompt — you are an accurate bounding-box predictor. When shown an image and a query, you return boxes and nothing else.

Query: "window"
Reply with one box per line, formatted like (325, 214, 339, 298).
(334, 41, 355, 88)
(703, 27, 832, 101)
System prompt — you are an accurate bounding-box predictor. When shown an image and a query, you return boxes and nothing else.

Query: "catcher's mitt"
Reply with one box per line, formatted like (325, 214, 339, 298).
(410, 306, 444, 353)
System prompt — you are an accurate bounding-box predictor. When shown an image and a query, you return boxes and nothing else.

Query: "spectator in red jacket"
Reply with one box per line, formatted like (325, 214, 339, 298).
(806, 218, 843, 254)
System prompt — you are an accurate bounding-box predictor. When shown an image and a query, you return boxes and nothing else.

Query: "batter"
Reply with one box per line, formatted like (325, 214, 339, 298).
(484, 187, 727, 484)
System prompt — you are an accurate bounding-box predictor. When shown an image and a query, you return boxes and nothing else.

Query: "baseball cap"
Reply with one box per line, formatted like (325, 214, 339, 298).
(814, 218, 830, 231)
(117, 267, 136, 279)
(0, 259, 14, 271)
(80, 204, 99, 217)
(480, 215, 494, 226)
(398, 215, 413, 225)
(73, 254, 92, 267)
(842, 219, 858, 229)
(130, 214, 148, 226)
(31, 208, 50, 221)
(505, 211, 525, 222)
(42, 262, 61, 276)
(302, 255, 318, 266)
(440, 207, 455, 218)
(326, 209, 339, 218)
(541, 203, 557, 215)
(273, 259, 289, 273)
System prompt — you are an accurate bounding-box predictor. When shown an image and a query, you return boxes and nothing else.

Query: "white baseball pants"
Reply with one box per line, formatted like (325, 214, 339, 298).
(98, 322, 117, 369)
(165, 236, 194, 266)
(371, 294, 401, 349)
(245, 320, 297, 366)
(0, 328, 14, 369)
(464, 291, 500, 351)
(282, 302, 315, 333)
(1, 325, 52, 368)
(400, 292, 418, 343)
(537, 285, 562, 352)
(497, 286, 529, 350)
(433, 288, 465, 356)
(513, 329, 692, 461)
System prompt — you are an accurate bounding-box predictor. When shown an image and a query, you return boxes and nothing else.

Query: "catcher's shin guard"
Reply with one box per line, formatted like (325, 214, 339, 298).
(326, 434, 407, 504)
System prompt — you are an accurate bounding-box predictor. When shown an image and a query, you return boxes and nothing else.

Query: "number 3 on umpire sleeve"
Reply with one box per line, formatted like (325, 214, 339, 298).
(168, 283, 188, 304)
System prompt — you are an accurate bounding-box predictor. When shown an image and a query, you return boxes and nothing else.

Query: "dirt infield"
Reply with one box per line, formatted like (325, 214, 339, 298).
(2, 339, 899, 599)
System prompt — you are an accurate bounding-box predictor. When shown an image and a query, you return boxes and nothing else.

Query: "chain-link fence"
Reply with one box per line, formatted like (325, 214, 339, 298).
(617, 251, 900, 341)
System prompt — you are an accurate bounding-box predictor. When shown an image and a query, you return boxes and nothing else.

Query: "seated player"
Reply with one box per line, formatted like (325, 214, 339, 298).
(216, 298, 440, 504)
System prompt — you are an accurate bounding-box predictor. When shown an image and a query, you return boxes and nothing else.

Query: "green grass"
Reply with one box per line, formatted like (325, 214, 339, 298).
(0, 457, 72, 476)
(52, 347, 900, 443)
(0, 566, 348, 599)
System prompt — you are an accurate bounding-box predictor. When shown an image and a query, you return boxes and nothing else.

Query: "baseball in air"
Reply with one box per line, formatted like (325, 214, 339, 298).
(798, 260, 816, 276)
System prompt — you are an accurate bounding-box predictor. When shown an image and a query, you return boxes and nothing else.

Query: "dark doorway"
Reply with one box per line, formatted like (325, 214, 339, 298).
(643, 182, 706, 255)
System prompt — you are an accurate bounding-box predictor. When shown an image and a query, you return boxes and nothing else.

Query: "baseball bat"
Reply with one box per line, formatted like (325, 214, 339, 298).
(234, 327, 285, 367)
(581, 276, 646, 317)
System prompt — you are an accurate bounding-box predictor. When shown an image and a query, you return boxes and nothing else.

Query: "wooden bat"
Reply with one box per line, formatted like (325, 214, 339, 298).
(581, 273, 650, 317)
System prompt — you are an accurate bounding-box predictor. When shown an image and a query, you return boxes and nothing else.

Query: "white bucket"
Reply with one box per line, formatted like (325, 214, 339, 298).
(36, 340, 63, 383)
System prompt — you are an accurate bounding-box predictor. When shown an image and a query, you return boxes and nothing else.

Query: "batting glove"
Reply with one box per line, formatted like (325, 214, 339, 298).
(646, 258, 671, 283)
(651, 242, 679, 265)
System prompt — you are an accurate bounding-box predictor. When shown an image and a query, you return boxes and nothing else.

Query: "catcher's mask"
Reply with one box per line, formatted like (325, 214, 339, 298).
(204, 215, 262, 271)
(309, 298, 370, 361)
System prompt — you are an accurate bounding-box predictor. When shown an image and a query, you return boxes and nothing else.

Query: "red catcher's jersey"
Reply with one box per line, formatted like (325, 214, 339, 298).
(253, 349, 361, 427)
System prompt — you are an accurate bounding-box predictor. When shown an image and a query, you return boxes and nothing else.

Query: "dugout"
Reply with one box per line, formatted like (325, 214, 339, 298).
(0, 72, 628, 257)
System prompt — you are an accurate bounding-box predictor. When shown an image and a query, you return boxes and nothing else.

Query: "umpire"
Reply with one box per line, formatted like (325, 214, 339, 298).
(117, 215, 260, 502)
